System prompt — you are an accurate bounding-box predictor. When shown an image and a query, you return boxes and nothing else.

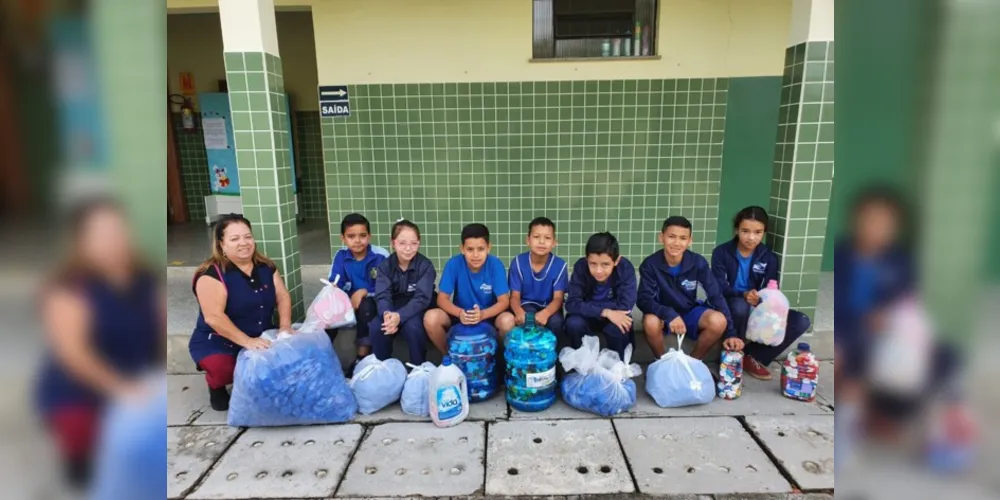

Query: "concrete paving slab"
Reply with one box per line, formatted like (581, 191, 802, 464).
(745, 415, 834, 490)
(615, 417, 791, 495)
(169, 374, 223, 426)
(338, 422, 485, 497)
(167, 426, 241, 499)
(168, 334, 199, 374)
(188, 424, 363, 499)
(815, 361, 835, 407)
(486, 419, 634, 496)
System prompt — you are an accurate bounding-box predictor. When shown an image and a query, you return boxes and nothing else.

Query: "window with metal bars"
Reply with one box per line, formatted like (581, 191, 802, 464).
(533, 0, 659, 59)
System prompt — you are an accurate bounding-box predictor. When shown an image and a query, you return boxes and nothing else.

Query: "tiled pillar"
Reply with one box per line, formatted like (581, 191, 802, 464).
(219, 0, 303, 318)
(767, 0, 834, 324)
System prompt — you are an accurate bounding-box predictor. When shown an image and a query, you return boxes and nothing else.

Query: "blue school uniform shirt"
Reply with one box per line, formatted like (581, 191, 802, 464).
(439, 254, 509, 310)
(733, 252, 752, 292)
(508, 252, 568, 308)
(328, 244, 389, 293)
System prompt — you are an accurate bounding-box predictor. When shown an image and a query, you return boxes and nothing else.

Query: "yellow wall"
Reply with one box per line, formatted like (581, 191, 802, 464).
(312, 0, 792, 84)
(167, 11, 319, 110)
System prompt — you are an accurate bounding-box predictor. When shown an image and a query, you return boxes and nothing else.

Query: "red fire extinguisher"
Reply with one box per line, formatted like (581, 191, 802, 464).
(169, 94, 196, 132)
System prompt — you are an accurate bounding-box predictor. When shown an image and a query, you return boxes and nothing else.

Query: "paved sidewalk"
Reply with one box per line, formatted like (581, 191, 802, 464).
(167, 337, 835, 499)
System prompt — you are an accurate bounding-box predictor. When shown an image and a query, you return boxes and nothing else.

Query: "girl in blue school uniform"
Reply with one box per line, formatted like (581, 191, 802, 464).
(369, 220, 436, 364)
(710, 206, 812, 379)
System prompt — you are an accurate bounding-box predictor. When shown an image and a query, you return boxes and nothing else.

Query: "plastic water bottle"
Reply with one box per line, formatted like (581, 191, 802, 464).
(717, 350, 743, 400)
(448, 323, 498, 402)
(781, 342, 819, 402)
(429, 356, 469, 428)
(747, 280, 789, 346)
(505, 312, 557, 412)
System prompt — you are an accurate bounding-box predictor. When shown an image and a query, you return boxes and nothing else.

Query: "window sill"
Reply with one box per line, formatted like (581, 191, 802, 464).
(529, 55, 662, 63)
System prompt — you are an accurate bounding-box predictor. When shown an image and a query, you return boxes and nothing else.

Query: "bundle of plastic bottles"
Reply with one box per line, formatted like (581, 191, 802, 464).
(228, 328, 357, 427)
(505, 313, 557, 412)
(400, 361, 436, 417)
(349, 354, 407, 415)
(645, 335, 715, 407)
(448, 322, 498, 402)
(746, 280, 788, 346)
(302, 278, 357, 331)
(559, 336, 642, 417)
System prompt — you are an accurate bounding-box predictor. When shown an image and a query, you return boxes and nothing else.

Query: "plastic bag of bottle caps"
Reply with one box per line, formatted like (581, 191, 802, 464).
(448, 322, 498, 402)
(505, 313, 558, 412)
(559, 336, 642, 417)
(349, 354, 407, 415)
(400, 362, 436, 416)
(302, 278, 357, 331)
(228, 328, 357, 427)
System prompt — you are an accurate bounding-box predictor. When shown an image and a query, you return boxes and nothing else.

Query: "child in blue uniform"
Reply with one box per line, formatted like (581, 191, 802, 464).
(711, 206, 812, 379)
(424, 223, 510, 354)
(564, 232, 637, 360)
(327, 213, 389, 371)
(497, 217, 569, 338)
(639, 216, 738, 359)
(369, 220, 436, 364)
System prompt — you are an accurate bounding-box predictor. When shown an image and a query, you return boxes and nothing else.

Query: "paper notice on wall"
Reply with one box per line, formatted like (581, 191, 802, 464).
(202, 118, 228, 150)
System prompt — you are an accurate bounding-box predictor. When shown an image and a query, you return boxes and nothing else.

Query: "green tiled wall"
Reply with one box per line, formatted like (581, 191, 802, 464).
(293, 113, 327, 220)
(172, 114, 210, 222)
(322, 79, 729, 270)
(172, 111, 327, 224)
(768, 41, 835, 320)
(224, 51, 304, 317)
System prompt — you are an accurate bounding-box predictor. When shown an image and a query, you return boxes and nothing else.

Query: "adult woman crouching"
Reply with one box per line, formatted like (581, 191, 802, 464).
(188, 213, 292, 411)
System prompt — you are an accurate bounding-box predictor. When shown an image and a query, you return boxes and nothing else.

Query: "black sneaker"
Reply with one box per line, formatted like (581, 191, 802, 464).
(344, 356, 363, 378)
(209, 386, 230, 411)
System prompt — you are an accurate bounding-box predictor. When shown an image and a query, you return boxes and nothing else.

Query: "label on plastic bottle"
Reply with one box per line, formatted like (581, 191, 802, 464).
(526, 367, 556, 388)
(436, 385, 463, 420)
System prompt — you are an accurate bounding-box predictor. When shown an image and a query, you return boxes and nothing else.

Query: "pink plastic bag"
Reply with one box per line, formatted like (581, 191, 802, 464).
(746, 280, 788, 346)
(302, 278, 356, 331)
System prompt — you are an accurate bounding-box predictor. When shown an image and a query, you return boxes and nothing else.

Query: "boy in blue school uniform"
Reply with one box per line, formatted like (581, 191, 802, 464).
(496, 217, 569, 338)
(327, 213, 389, 370)
(424, 223, 511, 355)
(564, 232, 638, 360)
(638, 216, 740, 360)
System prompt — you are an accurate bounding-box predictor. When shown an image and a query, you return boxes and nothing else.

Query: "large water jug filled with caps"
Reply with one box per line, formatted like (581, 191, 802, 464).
(504, 312, 557, 412)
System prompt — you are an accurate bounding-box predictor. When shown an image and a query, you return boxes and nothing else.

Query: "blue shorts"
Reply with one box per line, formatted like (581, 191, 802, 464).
(677, 306, 710, 340)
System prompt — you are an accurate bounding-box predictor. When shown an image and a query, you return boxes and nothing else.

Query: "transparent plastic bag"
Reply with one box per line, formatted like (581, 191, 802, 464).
(558, 336, 642, 417)
(400, 362, 436, 417)
(349, 354, 407, 415)
(228, 328, 357, 427)
(645, 334, 716, 407)
(746, 280, 789, 346)
(302, 278, 356, 331)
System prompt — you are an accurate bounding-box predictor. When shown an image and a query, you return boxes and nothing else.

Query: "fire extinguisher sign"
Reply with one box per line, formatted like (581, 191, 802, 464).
(319, 85, 350, 117)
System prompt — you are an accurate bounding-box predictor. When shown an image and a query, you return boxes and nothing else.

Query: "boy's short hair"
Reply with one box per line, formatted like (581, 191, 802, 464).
(341, 213, 370, 235)
(527, 216, 556, 235)
(661, 216, 693, 233)
(461, 223, 490, 245)
(585, 232, 620, 260)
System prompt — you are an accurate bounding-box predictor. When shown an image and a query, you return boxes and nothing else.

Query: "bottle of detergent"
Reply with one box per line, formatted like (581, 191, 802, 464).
(505, 312, 557, 412)
(781, 342, 819, 402)
(747, 280, 789, 346)
(447, 322, 498, 402)
(429, 356, 469, 427)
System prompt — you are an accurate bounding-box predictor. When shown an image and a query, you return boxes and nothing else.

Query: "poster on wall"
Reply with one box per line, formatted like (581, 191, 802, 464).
(198, 93, 241, 195)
